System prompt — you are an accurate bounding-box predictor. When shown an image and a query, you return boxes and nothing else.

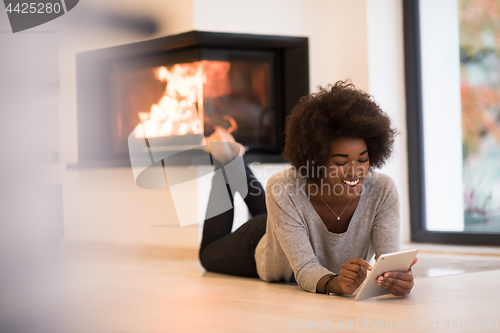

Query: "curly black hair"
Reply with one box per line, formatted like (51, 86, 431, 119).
(282, 81, 398, 175)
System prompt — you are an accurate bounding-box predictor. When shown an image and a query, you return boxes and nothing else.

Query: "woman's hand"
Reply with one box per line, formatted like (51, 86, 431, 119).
(377, 257, 418, 296)
(332, 258, 372, 295)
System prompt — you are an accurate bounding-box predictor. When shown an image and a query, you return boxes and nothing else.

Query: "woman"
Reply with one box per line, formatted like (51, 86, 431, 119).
(199, 81, 416, 296)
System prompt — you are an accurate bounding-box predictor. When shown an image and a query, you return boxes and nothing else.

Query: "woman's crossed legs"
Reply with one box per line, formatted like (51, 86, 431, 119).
(199, 163, 267, 278)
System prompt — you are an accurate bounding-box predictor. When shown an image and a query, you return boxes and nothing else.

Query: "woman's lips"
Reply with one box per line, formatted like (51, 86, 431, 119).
(342, 178, 360, 188)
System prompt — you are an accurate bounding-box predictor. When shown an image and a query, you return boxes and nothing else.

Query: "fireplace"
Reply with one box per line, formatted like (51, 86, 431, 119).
(75, 31, 308, 167)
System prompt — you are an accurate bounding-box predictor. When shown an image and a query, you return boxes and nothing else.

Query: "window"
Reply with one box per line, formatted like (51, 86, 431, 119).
(404, 0, 500, 244)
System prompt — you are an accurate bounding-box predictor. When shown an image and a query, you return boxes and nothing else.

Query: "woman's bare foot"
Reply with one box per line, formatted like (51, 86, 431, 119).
(202, 126, 245, 164)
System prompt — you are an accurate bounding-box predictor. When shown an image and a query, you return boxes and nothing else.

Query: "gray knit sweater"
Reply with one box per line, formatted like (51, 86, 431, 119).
(254, 167, 401, 293)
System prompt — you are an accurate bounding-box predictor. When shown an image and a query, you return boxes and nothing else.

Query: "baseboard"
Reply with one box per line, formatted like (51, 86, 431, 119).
(61, 239, 199, 262)
(403, 242, 500, 257)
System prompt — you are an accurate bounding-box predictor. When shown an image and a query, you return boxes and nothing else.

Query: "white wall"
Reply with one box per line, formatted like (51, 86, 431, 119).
(419, 0, 464, 231)
(58, 0, 200, 248)
(366, 0, 410, 242)
(193, 0, 369, 92)
(59, 0, 410, 249)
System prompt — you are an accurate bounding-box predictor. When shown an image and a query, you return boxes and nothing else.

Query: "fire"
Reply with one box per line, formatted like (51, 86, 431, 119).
(134, 61, 231, 138)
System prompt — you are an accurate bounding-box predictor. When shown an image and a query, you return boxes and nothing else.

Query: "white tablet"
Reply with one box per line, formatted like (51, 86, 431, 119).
(354, 249, 419, 301)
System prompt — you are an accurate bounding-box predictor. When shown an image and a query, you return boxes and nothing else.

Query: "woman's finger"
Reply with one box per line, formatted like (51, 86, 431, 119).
(377, 278, 410, 296)
(359, 267, 367, 280)
(342, 262, 362, 272)
(383, 271, 413, 281)
(378, 275, 413, 294)
(341, 270, 359, 281)
(405, 258, 418, 273)
(347, 258, 372, 271)
(342, 263, 368, 278)
(409, 257, 418, 268)
(381, 276, 412, 289)
(386, 284, 408, 296)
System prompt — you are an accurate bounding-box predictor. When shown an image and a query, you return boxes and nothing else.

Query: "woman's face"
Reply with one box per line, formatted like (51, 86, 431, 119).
(321, 137, 370, 200)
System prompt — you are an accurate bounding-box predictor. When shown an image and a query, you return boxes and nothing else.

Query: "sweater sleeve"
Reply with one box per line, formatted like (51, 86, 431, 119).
(265, 185, 333, 293)
(371, 175, 401, 260)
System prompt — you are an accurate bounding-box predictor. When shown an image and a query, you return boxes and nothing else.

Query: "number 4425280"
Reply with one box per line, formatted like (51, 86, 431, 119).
(443, 318, 498, 330)
(5, 2, 62, 14)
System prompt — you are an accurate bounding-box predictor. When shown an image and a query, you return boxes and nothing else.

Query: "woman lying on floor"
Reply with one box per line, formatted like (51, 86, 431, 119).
(199, 81, 417, 296)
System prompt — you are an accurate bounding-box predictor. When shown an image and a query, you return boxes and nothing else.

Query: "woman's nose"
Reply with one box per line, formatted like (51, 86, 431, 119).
(347, 162, 364, 178)
(346, 162, 357, 177)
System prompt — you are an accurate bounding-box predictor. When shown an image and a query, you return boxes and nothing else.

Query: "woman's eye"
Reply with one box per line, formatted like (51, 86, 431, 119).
(334, 159, 368, 166)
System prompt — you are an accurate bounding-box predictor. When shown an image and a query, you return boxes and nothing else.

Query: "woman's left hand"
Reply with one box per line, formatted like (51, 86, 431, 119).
(376, 257, 418, 296)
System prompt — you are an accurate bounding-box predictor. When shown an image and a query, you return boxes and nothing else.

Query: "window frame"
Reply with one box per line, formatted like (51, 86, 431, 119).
(403, 0, 500, 245)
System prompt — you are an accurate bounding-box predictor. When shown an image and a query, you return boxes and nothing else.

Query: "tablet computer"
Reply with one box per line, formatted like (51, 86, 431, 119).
(354, 249, 419, 301)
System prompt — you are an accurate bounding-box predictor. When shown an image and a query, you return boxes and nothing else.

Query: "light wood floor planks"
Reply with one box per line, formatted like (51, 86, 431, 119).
(62, 253, 500, 333)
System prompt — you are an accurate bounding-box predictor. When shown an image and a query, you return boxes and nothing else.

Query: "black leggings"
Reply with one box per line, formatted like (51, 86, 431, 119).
(199, 162, 267, 278)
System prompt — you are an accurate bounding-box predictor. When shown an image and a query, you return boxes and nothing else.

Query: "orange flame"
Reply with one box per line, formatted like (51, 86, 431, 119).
(134, 61, 231, 138)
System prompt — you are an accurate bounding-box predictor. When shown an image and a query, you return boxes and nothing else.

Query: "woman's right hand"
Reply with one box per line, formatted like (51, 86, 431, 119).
(332, 258, 372, 295)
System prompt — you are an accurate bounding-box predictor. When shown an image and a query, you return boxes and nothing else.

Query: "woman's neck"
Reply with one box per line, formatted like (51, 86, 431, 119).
(306, 177, 350, 206)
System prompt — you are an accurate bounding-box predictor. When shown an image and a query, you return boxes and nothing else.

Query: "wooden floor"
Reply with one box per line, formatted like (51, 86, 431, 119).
(63, 252, 500, 333)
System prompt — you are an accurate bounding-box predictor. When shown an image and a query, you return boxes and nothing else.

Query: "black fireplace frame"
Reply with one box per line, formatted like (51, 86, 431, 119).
(74, 30, 309, 168)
